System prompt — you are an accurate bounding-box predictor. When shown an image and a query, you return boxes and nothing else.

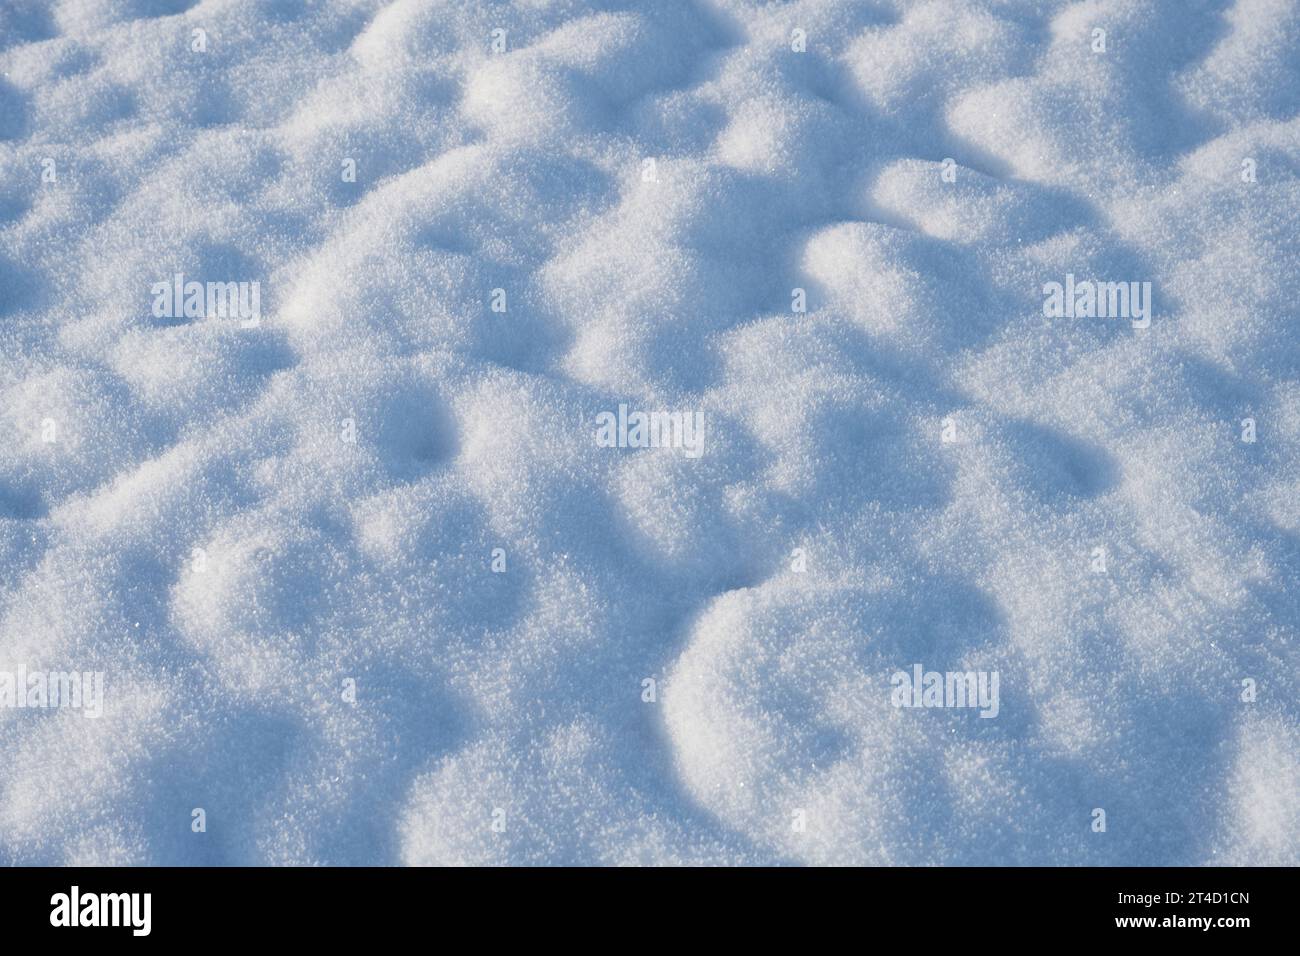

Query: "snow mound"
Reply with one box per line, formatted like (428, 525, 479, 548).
(0, 0, 1295, 865)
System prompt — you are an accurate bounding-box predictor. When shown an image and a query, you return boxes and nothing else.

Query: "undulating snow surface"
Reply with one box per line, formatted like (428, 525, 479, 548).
(1, 0, 1298, 865)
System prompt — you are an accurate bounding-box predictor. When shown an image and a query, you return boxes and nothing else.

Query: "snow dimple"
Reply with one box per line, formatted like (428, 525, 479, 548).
(0, 0, 1297, 865)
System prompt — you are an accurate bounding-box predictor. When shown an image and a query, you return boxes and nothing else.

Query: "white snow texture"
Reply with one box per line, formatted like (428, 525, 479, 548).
(0, 0, 1298, 866)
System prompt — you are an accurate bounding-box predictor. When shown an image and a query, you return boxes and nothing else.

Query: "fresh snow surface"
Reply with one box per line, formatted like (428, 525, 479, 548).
(0, 0, 1298, 866)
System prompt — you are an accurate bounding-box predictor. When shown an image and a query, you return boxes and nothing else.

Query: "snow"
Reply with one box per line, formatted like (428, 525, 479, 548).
(0, 0, 1297, 865)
